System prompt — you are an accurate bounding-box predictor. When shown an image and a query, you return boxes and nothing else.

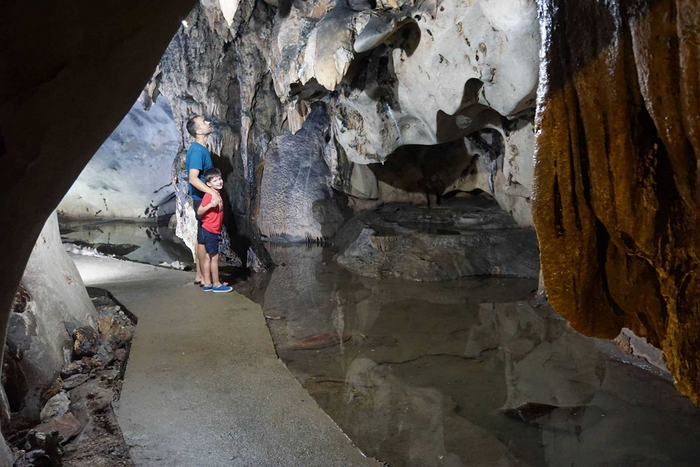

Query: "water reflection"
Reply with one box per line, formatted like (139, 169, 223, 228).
(258, 244, 700, 467)
(59, 219, 192, 267)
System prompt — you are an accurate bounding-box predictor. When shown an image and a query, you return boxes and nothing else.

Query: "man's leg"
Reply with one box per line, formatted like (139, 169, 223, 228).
(193, 199, 205, 284)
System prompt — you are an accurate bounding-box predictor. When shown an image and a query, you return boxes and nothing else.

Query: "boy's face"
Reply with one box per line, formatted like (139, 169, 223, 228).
(207, 176, 224, 190)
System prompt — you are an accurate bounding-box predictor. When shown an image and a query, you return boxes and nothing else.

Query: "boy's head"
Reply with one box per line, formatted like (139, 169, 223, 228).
(203, 168, 223, 190)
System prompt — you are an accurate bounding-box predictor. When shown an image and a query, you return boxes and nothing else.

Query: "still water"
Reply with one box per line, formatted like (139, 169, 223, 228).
(60, 222, 700, 466)
(59, 218, 192, 267)
(254, 244, 700, 467)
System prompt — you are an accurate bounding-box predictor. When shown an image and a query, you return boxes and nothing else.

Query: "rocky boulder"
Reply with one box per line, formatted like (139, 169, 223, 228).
(257, 103, 347, 241)
(532, 0, 700, 403)
(5, 213, 97, 419)
(335, 196, 539, 281)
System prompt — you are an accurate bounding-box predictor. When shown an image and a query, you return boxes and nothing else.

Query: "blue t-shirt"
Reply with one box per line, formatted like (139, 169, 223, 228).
(185, 142, 213, 201)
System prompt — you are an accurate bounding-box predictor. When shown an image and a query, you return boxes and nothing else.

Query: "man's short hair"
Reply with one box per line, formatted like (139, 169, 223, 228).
(203, 168, 222, 182)
(186, 116, 200, 137)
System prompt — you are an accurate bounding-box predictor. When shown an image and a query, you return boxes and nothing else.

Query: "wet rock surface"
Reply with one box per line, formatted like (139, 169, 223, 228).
(249, 245, 700, 466)
(335, 196, 539, 280)
(532, 0, 700, 403)
(6, 289, 136, 467)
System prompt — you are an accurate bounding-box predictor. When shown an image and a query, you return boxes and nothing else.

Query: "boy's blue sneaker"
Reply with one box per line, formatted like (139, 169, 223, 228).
(212, 284, 233, 293)
(202, 284, 213, 292)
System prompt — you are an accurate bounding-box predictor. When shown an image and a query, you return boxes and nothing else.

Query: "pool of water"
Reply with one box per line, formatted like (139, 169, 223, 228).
(252, 244, 700, 467)
(59, 218, 193, 267)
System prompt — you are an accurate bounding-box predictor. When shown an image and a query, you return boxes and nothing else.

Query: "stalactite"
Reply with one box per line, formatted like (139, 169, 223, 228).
(533, 0, 700, 403)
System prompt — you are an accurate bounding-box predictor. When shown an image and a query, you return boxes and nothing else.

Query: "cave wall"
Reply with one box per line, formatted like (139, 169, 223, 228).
(57, 96, 180, 220)
(148, 0, 284, 267)
(0, 0, 197, 460)
(532, 0, 700, 403)
(263, 0, 541, 231)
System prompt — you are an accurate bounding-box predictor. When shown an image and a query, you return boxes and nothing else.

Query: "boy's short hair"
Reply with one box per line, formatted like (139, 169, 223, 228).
(203, 168, 222, 182)
(186, 116, 200, 137)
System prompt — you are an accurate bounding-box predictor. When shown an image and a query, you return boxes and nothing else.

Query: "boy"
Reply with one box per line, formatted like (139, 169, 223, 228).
(196, 168, 233, 293)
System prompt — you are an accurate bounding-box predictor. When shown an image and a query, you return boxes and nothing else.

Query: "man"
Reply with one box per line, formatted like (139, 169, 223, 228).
(185, 115, 223, 285)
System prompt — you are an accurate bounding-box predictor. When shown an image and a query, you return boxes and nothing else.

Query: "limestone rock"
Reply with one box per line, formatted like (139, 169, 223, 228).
(154, 1, 279, 268)
(98, 315, 133, 348)
(5, 213, 98, 419)
(258, 103, 346, 241)
(271, 0, 540, 163)
(40, 392, 70, 423)
(72, 326, 99, 358)
(335, 198, 539, 281)
(532, 0, 700, 403)
(34, 412, 82, 444)
(62, 374, 91, 391)
(0, 386, 9, 432)
(61, 360, 90, 380)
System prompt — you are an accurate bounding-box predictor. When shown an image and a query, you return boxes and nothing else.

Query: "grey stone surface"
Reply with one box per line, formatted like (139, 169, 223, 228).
(258, 104, 346, 241)
(57, 96, 179, 220)
(40, 392, 70, 422)
(335, 197, 539, 281)
(35, 412, 82, 443)
(71, 254, 379, 467)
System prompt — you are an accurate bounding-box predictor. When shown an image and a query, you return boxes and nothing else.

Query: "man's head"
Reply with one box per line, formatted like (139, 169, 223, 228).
(186, 115, 212, 137)
(203, 168, 224, 191)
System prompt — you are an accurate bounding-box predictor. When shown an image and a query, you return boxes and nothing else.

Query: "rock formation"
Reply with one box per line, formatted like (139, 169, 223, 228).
(0, 1, 196, 460)
(5, 213, 97, 419)
(258, 103, 346, 241)
(532, 0, 700, 403)
(57, 96, 180, 220)
(335, 197, 539, 280)
(266, 0, 540, 228)
(147, 0, 284, 267)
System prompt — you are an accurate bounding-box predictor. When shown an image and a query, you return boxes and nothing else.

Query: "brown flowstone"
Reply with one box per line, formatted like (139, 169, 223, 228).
(532, 0, 700, 403)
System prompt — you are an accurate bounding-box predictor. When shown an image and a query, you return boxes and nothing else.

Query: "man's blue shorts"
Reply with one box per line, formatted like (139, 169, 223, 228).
(201, 228, 220, 255)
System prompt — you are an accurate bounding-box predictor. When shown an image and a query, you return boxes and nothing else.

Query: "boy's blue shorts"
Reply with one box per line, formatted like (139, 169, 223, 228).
(201, 228, 220, 255)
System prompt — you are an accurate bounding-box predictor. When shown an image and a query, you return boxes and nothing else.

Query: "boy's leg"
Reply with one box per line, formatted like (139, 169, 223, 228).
(200, 246, 212, 286)
(209, 252, 221, 287)
(209, 252, 232, 292)
(196, 244, 207, 282)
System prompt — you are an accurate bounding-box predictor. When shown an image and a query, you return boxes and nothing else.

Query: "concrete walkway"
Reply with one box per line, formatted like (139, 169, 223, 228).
(72, 255, 379, 467)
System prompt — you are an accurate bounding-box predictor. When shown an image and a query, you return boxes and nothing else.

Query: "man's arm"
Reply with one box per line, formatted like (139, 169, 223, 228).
(189, 169, 222, 207)
(197, 194, 218, 217)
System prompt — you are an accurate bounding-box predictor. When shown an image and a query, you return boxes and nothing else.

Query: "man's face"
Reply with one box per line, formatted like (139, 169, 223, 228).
(196, 117, 212, 135)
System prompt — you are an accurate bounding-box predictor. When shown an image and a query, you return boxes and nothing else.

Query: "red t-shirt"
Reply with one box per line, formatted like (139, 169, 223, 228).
(201, 193, 223, 234)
